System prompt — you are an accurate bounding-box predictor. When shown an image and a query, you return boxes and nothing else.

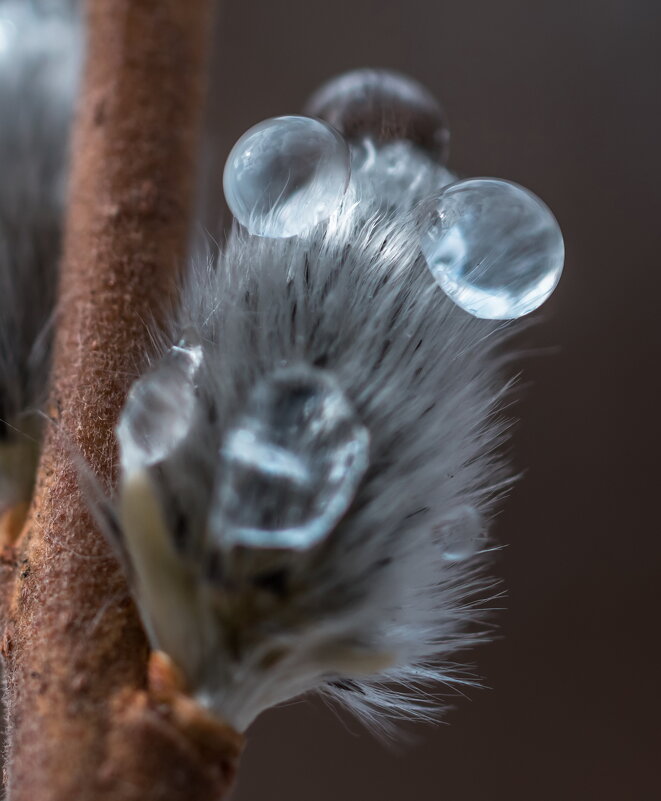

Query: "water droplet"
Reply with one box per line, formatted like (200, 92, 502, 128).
(118, 343, 203, 470)
(421, 178, 564, 319)
(440, 505, 486, 562)
(223, 116, 351, 238)
(304, 69, 450, 164)
(211, 367, 369, 550)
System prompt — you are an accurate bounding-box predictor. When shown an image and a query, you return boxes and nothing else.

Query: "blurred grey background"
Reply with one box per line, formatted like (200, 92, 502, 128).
(205, 1, 660, 798)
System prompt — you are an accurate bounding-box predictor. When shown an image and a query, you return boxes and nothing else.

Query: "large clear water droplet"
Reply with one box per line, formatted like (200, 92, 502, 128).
(421, 178, 564, 319)
(211, 367, 369, 550)
(439, 505, 486, 562)
(304, 68, 450, 164)
(223, 116, 351, 238)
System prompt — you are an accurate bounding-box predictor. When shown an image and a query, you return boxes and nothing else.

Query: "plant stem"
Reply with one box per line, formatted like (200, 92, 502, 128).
(1, 2, 242, 798)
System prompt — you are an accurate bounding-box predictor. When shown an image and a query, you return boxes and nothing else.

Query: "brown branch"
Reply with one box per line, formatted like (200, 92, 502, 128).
(1, 2, 243, 799)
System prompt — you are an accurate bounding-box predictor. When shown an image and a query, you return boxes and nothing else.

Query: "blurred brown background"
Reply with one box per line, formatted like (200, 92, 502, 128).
(206, 1, 660, 799)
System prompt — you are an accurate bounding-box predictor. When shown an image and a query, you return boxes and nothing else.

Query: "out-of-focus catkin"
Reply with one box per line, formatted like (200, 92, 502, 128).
(0, 1, 81, 513)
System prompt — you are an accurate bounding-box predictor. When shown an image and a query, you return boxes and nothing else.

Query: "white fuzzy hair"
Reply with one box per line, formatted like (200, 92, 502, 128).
(115, 136, 518, 734)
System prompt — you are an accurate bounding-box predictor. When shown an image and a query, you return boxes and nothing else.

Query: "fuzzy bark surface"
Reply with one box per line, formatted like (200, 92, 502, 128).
(1, 1, 242, 799)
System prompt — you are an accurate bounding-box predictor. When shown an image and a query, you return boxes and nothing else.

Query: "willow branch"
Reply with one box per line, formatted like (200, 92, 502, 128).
(1, 2, 243, 799)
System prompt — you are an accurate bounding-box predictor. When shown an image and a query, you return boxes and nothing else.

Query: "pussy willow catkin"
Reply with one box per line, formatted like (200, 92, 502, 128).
(107, 70, 563, 733)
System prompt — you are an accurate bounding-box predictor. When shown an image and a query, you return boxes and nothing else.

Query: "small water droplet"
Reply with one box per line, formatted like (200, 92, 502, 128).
(223, 116, 351, 238)
(440, 505, 486, 562)
(117, 343, 203, 469)
(421, 178, 564, 319)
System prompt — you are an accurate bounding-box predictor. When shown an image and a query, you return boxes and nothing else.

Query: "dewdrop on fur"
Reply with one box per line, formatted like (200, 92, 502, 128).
(0, 0, 81, 514)
(438, 505, 487, 562)
(223, 116, 351, 238)
(111, 69, 564, 733)
(421, 178, 564, 319)
(211, 366, 370, 550)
